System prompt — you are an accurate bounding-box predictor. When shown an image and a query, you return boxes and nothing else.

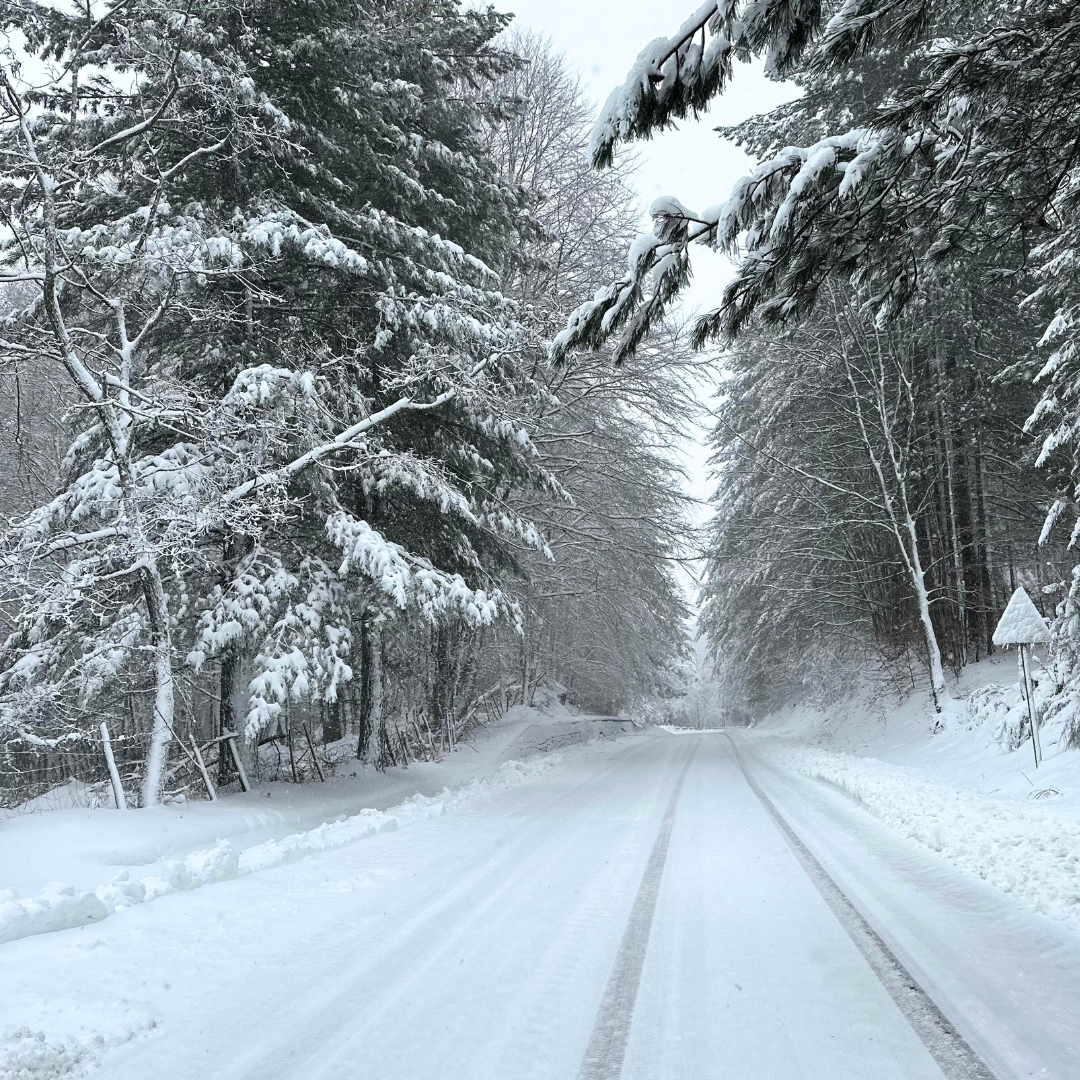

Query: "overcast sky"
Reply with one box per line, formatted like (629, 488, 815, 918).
(507, 0, 794, 308)
(505, 0, 796, 515)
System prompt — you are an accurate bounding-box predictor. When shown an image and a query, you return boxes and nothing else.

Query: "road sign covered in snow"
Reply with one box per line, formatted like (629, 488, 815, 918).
(992, 587, 1051, 647)
(992, 586, 1050, 767)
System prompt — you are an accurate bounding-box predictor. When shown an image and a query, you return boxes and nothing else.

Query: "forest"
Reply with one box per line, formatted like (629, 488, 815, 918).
(4, 0, 1080, 811)
(4, 6, 1080, 1077)
(0, 5, 702, 809)
(556, 0, 1080, 738)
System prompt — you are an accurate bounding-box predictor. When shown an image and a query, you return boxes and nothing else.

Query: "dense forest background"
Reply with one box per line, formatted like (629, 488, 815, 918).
(551, 0, 1080, 745)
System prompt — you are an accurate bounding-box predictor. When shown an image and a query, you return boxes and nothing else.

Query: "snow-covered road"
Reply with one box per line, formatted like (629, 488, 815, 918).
(4, 731, 1079, 1080)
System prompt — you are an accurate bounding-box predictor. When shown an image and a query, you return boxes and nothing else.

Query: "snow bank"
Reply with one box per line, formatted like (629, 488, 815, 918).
(0, 882, 108, 946)
(0, 1015, 154, 1080)
(0, 755, 564, 950)
(759, 742, 1080, 933)
(1, 1027, 97, 1080)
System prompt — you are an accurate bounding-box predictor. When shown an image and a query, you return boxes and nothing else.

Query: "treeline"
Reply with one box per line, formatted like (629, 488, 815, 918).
(552, 0, 1080, 736)
(701, 283, 1067, 715)
(0, 6, 697, 808)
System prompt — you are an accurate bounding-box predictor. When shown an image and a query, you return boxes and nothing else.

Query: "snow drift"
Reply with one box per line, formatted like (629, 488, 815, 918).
(0, 754, 564, 949)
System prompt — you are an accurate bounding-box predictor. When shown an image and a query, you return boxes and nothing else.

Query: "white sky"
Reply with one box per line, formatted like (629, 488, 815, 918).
(507, 0, 796, 517)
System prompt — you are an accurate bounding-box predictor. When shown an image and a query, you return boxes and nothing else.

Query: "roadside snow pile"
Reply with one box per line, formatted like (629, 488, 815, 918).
(761, 743, 1080, 933)
(0, 754, 564, 949)
(0, 883, 108, 946)
(0, 1027, 95, 1080)
(0, 1010, 155, 1080)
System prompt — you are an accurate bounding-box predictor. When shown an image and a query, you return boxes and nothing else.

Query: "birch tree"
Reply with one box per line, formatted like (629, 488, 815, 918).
(0, 6, 278, 803)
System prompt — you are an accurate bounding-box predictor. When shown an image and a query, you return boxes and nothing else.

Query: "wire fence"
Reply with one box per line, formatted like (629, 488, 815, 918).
(1, 686, 507, 813)
(0, 726, 151, 812)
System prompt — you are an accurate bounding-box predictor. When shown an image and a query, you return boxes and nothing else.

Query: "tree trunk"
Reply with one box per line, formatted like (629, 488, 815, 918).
(971, 425, 993, 658)
(365, 619, 384, 767)
(840, 336, 947, 708)
(934, 336, 969, 668)
(904, 512, 947, 707)
(355, 615, 373, 758)
(228, 650, 258, 779)
(141, 581, 175, 807)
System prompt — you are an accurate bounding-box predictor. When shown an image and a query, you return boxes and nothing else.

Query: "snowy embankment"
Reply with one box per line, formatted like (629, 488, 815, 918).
(0, 689, 625, 950)
(0, 753, 565, 948)
(751, 652, 1080, 934)
(757, 741, 1080, 932)
(1, 697, 605, 899)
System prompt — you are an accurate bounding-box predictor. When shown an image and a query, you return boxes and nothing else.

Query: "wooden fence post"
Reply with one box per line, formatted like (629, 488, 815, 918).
(226, 734, 251, 792)
(302, 723, 325, 782)
(100, 722, 128, 810)
(287, 726, 299, 784)
(190, 736, 218, 801)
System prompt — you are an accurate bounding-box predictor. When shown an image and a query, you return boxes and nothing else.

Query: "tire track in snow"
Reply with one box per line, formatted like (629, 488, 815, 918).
(576, 738, 698, 1080)
(723, 733, 1000, 1080)
(205, 737, 662, 1080)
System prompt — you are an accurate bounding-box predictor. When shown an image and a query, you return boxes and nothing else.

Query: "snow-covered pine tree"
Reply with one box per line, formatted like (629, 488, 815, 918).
(551, 0, 1080, 511)
(0, 0, 553, 798)
(170, 0, 558, 766)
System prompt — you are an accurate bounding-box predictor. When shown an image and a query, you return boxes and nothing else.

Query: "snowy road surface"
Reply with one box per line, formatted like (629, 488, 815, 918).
(4, 731, 1080, 1080)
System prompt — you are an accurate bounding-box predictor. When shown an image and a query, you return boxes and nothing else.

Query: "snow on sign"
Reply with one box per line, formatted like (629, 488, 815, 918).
(992, 587, 1051, 646)
(992, 586, 1051, 768)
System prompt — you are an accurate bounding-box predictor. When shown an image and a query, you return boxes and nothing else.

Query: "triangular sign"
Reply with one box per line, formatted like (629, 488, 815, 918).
(992, 586, 1051, 646)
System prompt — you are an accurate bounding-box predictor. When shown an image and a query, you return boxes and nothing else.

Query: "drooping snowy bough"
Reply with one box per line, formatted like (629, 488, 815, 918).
(554, 0, 1080, 725)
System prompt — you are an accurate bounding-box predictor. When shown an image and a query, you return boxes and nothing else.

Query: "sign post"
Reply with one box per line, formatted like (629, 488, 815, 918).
(992, 587, 1051, 768)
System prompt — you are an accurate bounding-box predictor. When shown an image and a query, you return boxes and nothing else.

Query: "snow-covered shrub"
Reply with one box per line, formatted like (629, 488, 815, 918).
(1043, 574, 1080, 750)
(964, 684, 1029, 753)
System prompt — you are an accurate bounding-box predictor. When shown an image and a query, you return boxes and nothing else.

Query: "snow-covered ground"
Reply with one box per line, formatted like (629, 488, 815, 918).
(4, 676, 1080, 1080)
(748, 652, 1080, 936)
(755, 653, 1080, 805)
(0, 698, 632, 942)
(3, 726, 1079, 1080)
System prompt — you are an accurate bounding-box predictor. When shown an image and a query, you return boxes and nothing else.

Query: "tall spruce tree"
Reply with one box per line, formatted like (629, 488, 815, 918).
(0, 0, 550, 800)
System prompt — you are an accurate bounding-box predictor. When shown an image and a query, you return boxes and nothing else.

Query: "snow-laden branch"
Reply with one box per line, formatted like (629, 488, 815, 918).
(589, 0, 824, 168)
(221, 389, 454, 503)
(221, 356, 488, 503)
(552, 128, 877, 363)
(84, 81, 178, 156)
(43, 527, 128, 555)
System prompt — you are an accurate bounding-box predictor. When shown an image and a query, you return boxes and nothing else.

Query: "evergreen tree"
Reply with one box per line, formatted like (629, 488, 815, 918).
(0, 0, 547, 800)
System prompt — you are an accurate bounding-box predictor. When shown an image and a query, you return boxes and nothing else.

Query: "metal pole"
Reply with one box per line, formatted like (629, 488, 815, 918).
(100, 721, 128, 810)
(1019, 644, 1042, 768)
